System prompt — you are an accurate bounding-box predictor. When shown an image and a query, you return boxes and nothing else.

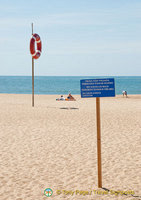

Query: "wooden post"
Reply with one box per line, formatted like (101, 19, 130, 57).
(96, 97, 102, 188)
(32, 23, 34, 107)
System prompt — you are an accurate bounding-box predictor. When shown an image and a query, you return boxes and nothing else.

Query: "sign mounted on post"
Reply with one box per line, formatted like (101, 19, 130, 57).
(80, 78, 115, 98)
(80, 78, 115, 188)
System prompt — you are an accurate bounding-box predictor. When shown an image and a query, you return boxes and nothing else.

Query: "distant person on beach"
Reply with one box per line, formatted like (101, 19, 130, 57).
(56, 95, 65, 101)
(66, 93, 76, 101)
(60, 95, 65, 100)
(122, 91, 127, 98)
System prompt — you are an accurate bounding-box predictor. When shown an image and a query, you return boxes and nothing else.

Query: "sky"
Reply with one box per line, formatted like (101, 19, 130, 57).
(0, 0, 141, 76)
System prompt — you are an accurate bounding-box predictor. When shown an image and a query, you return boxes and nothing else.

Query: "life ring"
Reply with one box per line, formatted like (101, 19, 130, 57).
(30, 33, 42, 59)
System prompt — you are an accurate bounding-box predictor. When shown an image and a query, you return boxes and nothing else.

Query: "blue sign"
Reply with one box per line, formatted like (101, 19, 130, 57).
(80, 78, 115, 98)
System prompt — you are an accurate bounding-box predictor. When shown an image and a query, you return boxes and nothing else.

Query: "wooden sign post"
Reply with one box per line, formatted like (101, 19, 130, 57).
(29, 23, 42, 107)
(96, 97, 102, 188)
(32, 23, 34, 107)
(80, 78, 115, 188)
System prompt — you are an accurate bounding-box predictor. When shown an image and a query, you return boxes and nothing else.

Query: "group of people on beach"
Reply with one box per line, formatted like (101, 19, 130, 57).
(57, 91, 127, 101)
(56, 93, 76, 101)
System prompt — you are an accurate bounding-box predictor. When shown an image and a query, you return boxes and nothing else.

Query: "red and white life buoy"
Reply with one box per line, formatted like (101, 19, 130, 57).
(30, 33, 42, 59)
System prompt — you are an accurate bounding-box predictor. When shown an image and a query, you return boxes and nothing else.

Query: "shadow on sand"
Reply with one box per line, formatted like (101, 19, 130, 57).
(102, 187, 141, 199)
(60, 107, 79, 110)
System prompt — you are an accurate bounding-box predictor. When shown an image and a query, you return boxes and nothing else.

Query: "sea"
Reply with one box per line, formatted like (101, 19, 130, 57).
(0, 76, 141, 95)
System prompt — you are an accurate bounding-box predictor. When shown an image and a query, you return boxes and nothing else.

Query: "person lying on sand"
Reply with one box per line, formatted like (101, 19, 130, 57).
(56, 95, 65, 101)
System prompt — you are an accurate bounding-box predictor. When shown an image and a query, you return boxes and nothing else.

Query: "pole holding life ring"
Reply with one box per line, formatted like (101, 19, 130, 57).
(30, 33, 42, 59)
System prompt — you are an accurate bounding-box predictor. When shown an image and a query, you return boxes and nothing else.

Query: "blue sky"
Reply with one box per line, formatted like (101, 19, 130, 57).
(0, 0, 141, 76)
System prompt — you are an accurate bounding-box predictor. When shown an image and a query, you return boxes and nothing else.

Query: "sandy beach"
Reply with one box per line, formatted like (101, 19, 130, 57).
(0, 94, 140, 200)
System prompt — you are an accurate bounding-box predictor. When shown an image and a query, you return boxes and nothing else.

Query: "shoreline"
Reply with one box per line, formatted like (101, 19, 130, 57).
(0, 93, 141, 96)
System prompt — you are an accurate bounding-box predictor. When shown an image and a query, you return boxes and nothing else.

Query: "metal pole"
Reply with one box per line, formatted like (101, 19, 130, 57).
(32, 23, 34, 107)
(96, 97, 102, 188)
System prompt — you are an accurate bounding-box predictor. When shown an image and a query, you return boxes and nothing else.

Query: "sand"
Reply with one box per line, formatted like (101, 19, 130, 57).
(0, 94, 141, 200)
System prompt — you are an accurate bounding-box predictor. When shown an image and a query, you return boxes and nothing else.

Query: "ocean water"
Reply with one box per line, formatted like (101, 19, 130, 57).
(0, 76, 141, 95)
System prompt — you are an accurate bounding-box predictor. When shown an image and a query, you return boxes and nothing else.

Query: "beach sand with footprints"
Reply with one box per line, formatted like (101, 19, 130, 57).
(0, 94, 141, 199)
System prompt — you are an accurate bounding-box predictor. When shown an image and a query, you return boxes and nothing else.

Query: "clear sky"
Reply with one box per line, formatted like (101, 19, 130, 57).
(0, 0, 141, 76)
